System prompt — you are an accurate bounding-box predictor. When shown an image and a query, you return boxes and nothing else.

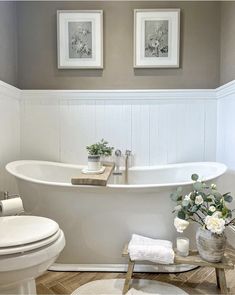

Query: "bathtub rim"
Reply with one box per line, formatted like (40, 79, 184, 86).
(6, 160, 227, 189)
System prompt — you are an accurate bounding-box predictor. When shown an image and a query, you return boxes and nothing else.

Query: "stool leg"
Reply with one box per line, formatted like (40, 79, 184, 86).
(217, 269, 228, 294)
(123, 259, 135, 295)
(215, 268, 220, 289)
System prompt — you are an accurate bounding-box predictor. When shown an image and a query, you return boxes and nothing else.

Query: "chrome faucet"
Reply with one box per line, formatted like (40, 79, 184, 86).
(113, 149, 122, 175)
(125, 150, 132, 184)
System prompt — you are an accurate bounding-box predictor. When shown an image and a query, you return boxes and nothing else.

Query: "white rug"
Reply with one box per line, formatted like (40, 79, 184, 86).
(71, 279, 188, 295)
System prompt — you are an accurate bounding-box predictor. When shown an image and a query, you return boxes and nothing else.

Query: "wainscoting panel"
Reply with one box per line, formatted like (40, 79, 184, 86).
(217, 81, 235, 170)
(20, 97, 60, 161)
(0, 81, 20, 192)
(20, 90, 218, 166)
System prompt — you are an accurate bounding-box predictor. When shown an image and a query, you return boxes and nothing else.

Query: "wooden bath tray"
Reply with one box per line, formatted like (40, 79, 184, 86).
(71, 163, 114, 186)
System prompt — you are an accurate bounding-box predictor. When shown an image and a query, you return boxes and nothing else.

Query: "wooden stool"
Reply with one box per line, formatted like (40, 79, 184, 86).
(122, 244, 234, 295)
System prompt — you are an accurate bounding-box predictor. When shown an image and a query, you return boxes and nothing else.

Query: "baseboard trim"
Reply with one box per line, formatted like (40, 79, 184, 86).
(49, 263, 196, 273)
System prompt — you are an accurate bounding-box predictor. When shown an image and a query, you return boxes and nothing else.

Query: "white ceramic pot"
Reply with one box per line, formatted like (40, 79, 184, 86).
(196, 227, 226, 262)
(87, 155, 101, 171)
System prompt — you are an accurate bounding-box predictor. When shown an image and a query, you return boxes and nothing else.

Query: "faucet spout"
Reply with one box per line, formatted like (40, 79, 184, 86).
(125, 150, 132, 184)
(113, 149, 122, 175)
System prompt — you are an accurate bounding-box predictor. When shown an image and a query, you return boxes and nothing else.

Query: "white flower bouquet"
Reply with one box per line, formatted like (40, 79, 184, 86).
(170, 174, 235, 235)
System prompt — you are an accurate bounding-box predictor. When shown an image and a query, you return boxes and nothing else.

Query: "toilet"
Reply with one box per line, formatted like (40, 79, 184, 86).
(0, 215, 65, 295)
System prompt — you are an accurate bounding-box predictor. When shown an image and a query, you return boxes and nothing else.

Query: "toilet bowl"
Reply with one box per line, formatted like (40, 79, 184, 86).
(0, 215, 65, 295)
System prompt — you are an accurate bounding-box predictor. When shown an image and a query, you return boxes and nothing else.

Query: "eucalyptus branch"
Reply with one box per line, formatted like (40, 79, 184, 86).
(171, 173, 234, 235)
(199, 206, 208, 216)
(195, 212, 204, 224)
(227, 217, 235, 226)
(188, 217, 203, 226)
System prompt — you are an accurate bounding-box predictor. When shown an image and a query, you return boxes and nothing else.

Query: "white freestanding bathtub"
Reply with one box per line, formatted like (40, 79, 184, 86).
(6, 160, 227, 273)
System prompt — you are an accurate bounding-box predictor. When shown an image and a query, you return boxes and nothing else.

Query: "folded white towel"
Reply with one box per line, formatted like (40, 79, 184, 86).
(129, 234, 173, 248)
(128, 234, 174, 264)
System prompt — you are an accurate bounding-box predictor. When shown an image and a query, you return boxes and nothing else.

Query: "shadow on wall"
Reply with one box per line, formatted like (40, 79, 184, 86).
(134, 68, 184, 77)
(54, 69, 103, 78)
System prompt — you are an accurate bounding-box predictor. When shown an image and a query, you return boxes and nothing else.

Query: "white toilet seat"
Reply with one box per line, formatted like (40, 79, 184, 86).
(0, 215, 59, 248)
(0, 215, 63, 255)
(0, 229, 65, 273)
(0, 229, 62, 255)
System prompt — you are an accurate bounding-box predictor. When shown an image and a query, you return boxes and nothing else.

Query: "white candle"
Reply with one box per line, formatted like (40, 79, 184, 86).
(176, 237, 189, 257)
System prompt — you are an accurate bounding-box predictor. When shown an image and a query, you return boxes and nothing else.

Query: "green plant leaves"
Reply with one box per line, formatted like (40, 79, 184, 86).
(170, 192, 178, 201)
(178, 210, 186, 220)
(182, 199, 190, 207)
(191, 174, 199, 181)
(193, 181, 203, 191)
(86, 139, 114, 156)
(177, 187, 183, 194)
(170, 172, 234, 231)
(224, 194, 233, 203)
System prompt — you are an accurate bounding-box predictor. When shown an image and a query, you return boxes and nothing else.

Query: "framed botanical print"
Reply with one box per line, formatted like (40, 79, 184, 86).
(134, 9, 180, 68)
(57, 10, 103, 69)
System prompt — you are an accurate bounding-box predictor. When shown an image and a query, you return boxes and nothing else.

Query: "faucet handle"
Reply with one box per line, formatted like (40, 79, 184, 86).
(125, 150, 132, 156)
(115, 149, 122, 157)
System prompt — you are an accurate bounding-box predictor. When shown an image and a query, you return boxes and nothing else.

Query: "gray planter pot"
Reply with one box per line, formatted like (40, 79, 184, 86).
(196, 227, 226, 263)
(87, 155, 101, 171)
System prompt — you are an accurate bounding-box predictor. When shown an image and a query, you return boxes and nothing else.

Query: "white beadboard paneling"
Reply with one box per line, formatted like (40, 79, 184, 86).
(149, 101, 169, 165)
(217, 93, 235, 169)
(95, 100, 132, 154)
(20, 97, 60, 161)
(131, 101, 150, 166)
(204, 100, 217, 161)
(0, 81, 20, 193)
(176, 101, 205, 163)
(149, 100, 205, 165)
(60, 99, 96, 164)
(20, 89, 218, 167)
(216, 80, 235, 169)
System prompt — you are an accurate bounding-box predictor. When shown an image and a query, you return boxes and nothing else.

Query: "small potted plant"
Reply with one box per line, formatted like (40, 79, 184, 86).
(170, 174, 235, 262)
(86, 139, 114, 171)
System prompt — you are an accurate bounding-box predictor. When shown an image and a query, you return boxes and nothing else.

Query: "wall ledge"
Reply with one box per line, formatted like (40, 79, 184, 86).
(1, 79, 235, 101)
(0, 80, 21, 100)
(21, 88, 216, 101)
(216, 80, 235, 99)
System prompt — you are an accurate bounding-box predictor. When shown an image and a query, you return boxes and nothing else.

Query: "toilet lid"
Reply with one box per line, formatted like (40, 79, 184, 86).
(0, 216, 59, 248)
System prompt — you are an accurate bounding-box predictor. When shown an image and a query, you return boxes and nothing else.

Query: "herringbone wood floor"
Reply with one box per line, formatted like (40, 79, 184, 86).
(36, 247, 235, 295)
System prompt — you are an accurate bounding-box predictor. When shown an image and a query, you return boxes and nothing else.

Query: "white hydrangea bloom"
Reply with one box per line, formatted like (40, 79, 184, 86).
(195, 195, 203, 205)
(174, 217, 189, 233)
(184, 194, 191, 201)
(205, 215, 225, 235)
(209, 205, 216, 212)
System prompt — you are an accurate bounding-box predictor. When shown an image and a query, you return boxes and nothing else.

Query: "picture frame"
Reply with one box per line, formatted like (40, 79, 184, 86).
(134, 9, 180, 68)
(57, 10, 103, 69)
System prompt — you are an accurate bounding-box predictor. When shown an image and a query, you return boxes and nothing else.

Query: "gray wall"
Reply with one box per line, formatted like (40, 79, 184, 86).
(17, 1, 220, 90)
(0, 2, 18, 87)
(220, 1, 235, 85)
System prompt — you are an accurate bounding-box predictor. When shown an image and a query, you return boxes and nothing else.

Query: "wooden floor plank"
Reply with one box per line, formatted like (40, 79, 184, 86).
(36, 283, 54, 295)
(36, 247, 235, 295)
(49, 282, 71, 295)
